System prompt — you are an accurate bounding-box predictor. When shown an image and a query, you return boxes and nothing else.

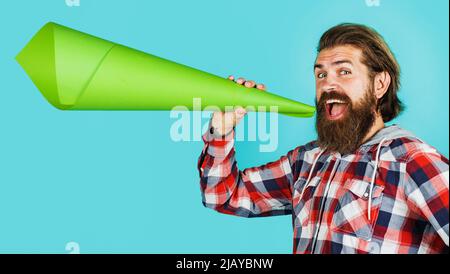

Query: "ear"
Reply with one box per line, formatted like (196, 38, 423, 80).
(373, 71, 391, 99)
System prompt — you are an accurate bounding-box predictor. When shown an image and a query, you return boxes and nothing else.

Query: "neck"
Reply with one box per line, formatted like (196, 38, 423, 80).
(361, 114, 385, 144)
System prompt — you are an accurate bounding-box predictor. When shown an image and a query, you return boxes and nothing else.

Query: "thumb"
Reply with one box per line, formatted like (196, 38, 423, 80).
(234, 106, 247, 123)
(235, 106, 247, 116)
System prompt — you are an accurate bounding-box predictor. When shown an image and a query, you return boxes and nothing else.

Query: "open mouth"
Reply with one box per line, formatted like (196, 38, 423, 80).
(325, 99, 348, 120)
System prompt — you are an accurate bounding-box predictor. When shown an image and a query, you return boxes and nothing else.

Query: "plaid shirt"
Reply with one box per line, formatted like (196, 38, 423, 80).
(197, 125, 449, 254)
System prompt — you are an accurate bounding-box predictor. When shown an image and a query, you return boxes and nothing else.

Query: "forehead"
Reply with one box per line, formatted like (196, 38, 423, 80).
(315, 45, 363, 67)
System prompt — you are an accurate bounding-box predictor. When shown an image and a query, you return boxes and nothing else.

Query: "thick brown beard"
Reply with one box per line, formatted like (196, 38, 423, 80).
(315, 86, 377, 155)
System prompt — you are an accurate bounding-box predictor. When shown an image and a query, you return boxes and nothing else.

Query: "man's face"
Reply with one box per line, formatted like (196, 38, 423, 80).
(314, 45, 371, 118)
(314, 45, 378, 155)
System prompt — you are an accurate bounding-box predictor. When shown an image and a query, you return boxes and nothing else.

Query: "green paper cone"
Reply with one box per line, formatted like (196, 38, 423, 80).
(16, 22, 316, 117)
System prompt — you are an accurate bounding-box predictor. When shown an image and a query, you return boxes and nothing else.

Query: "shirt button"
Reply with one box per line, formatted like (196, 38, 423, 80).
(363, 192, 369, 198)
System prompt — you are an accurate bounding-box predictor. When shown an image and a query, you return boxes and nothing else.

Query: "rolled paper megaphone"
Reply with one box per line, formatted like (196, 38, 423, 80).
(16, 22, 316, 117)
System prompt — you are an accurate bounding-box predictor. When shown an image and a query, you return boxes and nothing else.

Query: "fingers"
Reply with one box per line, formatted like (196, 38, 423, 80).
(244, 80, 256, 88)
(256, 84, 266, 91)
(229, 75, 247, 85)
(228, 75, 266, 91)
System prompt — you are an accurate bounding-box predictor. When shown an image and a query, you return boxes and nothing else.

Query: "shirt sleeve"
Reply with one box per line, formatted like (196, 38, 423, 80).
(197, 124, 301, 218)
(404, 148, 449, 247)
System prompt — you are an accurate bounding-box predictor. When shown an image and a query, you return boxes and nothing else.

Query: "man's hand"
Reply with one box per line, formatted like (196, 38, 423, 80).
(210, 76, 266, 136)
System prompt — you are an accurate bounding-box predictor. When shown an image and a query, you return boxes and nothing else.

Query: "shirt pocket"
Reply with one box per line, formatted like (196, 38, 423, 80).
(331, 179, 384, 241)
(292, 176, 321, 228)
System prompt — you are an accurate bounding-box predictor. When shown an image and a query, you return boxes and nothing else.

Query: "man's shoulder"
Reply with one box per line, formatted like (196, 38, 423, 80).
(286, 140, 321, 163)
(304, 140, 320, 151)
(387, 135, 446, 163)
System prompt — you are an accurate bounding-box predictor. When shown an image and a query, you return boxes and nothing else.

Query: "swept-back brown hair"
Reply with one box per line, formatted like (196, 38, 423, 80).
(317, 23, 404, 122)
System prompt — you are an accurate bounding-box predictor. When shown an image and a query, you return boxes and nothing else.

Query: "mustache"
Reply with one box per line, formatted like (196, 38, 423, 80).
(316, 91, 351, 108)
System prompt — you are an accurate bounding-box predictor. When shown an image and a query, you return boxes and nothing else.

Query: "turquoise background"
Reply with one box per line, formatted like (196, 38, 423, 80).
(0, 0, 448, 254)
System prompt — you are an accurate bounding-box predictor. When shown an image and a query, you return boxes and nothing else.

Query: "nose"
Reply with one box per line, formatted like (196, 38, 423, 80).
(321, 75, 339, 93)
(317, 75, 339, 101)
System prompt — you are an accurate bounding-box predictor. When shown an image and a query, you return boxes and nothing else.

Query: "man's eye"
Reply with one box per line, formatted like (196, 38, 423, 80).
(340, 70, 351, 75)
(317, 72, 326, 79)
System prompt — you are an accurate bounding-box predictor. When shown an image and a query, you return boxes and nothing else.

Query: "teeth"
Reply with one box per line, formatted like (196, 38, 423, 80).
(326, 99, 345, 104)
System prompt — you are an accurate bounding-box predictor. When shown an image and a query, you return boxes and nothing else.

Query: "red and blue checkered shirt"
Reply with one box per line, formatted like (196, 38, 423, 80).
(198, 125, 449, 254)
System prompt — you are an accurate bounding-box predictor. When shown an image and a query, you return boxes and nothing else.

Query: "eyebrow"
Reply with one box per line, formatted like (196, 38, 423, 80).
(314, 59, 353, 70)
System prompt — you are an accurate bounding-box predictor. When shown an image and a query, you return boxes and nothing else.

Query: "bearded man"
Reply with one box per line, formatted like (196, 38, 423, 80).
(197, 23, 449, 254)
